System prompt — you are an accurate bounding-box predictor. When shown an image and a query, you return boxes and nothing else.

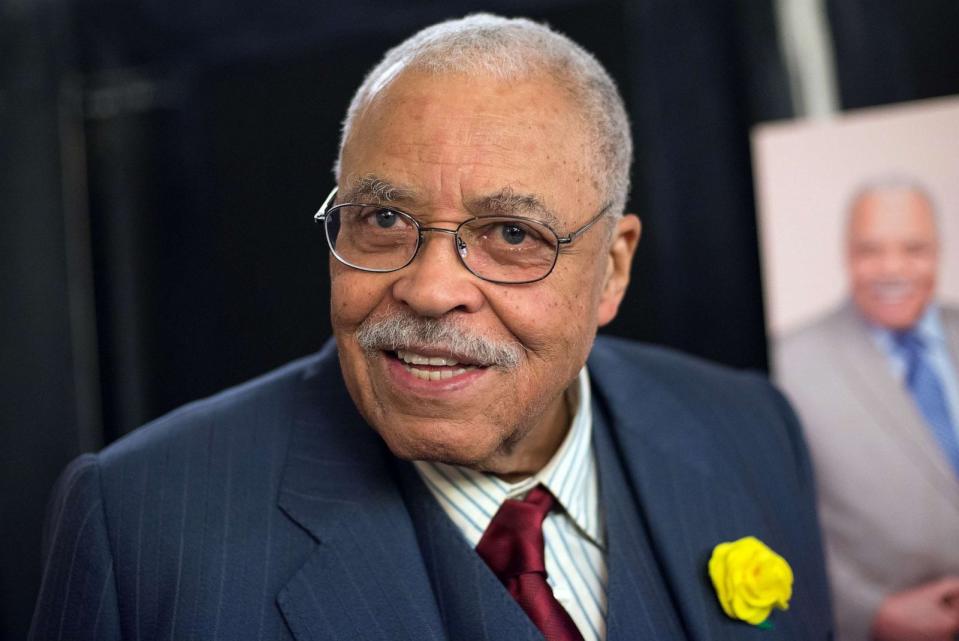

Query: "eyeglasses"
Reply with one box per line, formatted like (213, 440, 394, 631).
(313, 187, 610, 284)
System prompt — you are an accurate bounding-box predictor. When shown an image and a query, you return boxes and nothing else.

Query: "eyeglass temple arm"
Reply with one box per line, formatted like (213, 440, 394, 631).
(556, 203, 612, 245)
(313, 186, 339, 223)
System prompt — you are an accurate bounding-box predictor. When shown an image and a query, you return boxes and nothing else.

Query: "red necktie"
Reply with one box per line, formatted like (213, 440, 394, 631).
(475, 485, 585, 641)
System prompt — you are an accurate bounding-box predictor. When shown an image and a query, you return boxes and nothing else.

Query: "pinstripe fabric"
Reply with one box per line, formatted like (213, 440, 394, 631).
(397, 462, 552, 641)
(414, 368, 607, 641)
(30, 337, 833, 640)
(589, 337, 833, 640)
(274, 355, 445, 641)
(30, 455, 121, 640)
(30, 354, 319, 641)
(588, 396, 685, 640)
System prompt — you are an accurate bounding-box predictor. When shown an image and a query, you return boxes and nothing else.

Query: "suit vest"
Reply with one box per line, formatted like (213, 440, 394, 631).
(394, 398, 687, 641)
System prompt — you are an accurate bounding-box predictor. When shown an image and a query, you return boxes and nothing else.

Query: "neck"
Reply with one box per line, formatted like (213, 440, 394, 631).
(480, 386, 573, 482)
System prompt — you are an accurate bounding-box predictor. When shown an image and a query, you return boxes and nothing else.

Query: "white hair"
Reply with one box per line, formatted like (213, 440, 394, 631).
(847, 174, 939, 229)
(334, 13, 632, 218)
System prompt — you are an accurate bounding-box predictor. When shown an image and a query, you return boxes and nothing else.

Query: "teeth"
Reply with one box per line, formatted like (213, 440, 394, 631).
(396, 349, 460, 367)
(395, 349, 476, 382)
(871, 283, 915, 303)
(401, 363, 472, 381)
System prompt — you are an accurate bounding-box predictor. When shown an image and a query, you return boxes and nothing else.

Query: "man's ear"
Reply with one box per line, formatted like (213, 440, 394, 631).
(597, 213, 641, 326)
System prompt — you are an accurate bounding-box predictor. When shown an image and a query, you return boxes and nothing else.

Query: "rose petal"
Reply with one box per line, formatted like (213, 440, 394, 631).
(708, 536, 794, 625)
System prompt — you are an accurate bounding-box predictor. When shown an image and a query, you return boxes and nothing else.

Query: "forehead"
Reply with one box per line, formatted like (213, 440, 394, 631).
(849, 189, 937, 240)
(340, 69, 597, 215)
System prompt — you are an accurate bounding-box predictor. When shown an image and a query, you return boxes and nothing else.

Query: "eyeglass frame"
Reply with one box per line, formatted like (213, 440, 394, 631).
(313, 186, 612, 285)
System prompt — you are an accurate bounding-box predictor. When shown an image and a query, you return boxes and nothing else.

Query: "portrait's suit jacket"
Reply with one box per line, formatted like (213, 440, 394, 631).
(31, 336, 832, 640)
(775, 303, 959, 641)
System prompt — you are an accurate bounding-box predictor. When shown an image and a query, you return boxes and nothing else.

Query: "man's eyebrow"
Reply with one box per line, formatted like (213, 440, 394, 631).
(473, 188, 562, 228)
(342, 179, 563, 227)
(342, 175, 416, 204)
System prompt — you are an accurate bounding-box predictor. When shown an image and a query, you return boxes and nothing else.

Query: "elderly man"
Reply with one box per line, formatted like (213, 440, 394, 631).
(776, 180, 959, 641)
(32, 14, 830, 641)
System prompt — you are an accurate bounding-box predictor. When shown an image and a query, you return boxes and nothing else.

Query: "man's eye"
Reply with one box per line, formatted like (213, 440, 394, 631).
(501, 223, 527, 245)
(367, 209, 399, 228)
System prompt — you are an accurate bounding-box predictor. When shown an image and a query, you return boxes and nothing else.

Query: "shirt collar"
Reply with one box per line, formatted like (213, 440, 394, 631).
(867, 303, 946, 354)
(413, 367, 603, 547)
(918, 304, 947, 346)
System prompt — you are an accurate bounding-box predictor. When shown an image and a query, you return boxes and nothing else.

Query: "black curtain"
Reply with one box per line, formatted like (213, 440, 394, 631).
(0, 2, 98, 637)
(828, 0, 959, 110)
(609, 0, 791, 366)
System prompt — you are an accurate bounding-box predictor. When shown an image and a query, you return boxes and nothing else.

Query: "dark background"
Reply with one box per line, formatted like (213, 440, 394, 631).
(2, 0, 958, 637)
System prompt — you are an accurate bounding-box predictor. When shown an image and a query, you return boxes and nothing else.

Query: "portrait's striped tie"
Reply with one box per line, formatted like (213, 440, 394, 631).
(896, 330, 959, 478)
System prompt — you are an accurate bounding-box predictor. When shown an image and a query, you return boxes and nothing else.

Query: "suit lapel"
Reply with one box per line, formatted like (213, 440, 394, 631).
(832, 304, 959, 498)
(275, 342, 445, 641)
(591, 401, 687, 641)
(588, 343, 807, 641)
(395, 462, 544, 641)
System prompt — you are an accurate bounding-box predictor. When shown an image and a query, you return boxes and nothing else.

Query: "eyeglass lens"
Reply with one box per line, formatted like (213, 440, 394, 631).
(325, 205, 558, 283)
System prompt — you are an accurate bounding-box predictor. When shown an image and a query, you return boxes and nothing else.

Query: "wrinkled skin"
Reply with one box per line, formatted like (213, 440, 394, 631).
(331, 69, 640, 479)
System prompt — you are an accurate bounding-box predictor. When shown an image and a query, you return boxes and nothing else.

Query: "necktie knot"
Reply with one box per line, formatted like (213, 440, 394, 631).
(893, 329, 927, 385)
(475, 484, 585, 641)
(476, 485, 555, 578)
(894, 329, 925, 354)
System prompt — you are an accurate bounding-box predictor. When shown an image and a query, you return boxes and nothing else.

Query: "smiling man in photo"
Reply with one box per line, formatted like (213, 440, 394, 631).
(777, 179, 959, 641)
(32, 14, 830, 640)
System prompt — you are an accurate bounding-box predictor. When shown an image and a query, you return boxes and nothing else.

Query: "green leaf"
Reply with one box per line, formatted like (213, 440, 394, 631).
(756, 619, 774, 630)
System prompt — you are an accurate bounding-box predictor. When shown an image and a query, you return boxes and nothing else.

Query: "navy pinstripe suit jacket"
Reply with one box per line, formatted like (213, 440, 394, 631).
(30, 336, 833, 640)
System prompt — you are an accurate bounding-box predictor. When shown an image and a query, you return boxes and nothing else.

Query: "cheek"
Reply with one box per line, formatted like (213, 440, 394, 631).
(330, 269, 392, 332)
(850, 260, 877, 285)
(915, 259, 937, 283)
(493, 266, 601, 357)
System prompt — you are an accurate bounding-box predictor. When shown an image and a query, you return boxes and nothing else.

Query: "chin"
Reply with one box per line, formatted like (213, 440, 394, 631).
(372, 417, 505, 468)
(868, 306, 925, 331)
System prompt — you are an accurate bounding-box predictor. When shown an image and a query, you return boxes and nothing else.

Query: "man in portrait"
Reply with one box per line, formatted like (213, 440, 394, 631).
(776, 178, 959, 641)
(32, 14, 830, 640)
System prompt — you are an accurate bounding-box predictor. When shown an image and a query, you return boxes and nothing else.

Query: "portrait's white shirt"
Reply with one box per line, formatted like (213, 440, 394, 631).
(414, 367, 607, 641)
(868, 304, 959, 442)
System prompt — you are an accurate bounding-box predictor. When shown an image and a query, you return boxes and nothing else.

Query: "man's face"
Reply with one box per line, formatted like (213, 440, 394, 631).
(331, 70, 639, 476)
(847, 188, 939, 330)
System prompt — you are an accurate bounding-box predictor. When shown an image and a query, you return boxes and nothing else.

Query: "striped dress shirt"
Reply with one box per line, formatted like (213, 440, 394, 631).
(414, 367, 608, 641)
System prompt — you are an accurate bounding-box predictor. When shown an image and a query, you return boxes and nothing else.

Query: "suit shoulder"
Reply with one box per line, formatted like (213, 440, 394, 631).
(773, 306, 851, 367)
(590, 336, 790, 438)
(592, 335, 799, 432)
(96, 347, 330, 471)
(41, 453, 103, 546)
(590, 336, 805, 471)
(777, 306, 846, 346)
(941, 304, 959, 327)
(592, 334, 770, 392)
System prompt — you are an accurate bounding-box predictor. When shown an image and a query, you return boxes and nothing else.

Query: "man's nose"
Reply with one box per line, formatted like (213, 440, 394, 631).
(391, 230, 486, 317)
(877, 249, 909, 274)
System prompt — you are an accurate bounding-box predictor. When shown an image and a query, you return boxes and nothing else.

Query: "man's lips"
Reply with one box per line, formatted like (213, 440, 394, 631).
(867, 282, 919, 304)
(384, 348, 487, 382)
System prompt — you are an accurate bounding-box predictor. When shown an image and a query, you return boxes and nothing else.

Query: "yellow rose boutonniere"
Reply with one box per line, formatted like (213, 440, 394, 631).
(708, 536, 793, 628)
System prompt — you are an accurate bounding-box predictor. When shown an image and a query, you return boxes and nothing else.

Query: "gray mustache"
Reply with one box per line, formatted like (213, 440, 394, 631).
(355, 311, 523, 369)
